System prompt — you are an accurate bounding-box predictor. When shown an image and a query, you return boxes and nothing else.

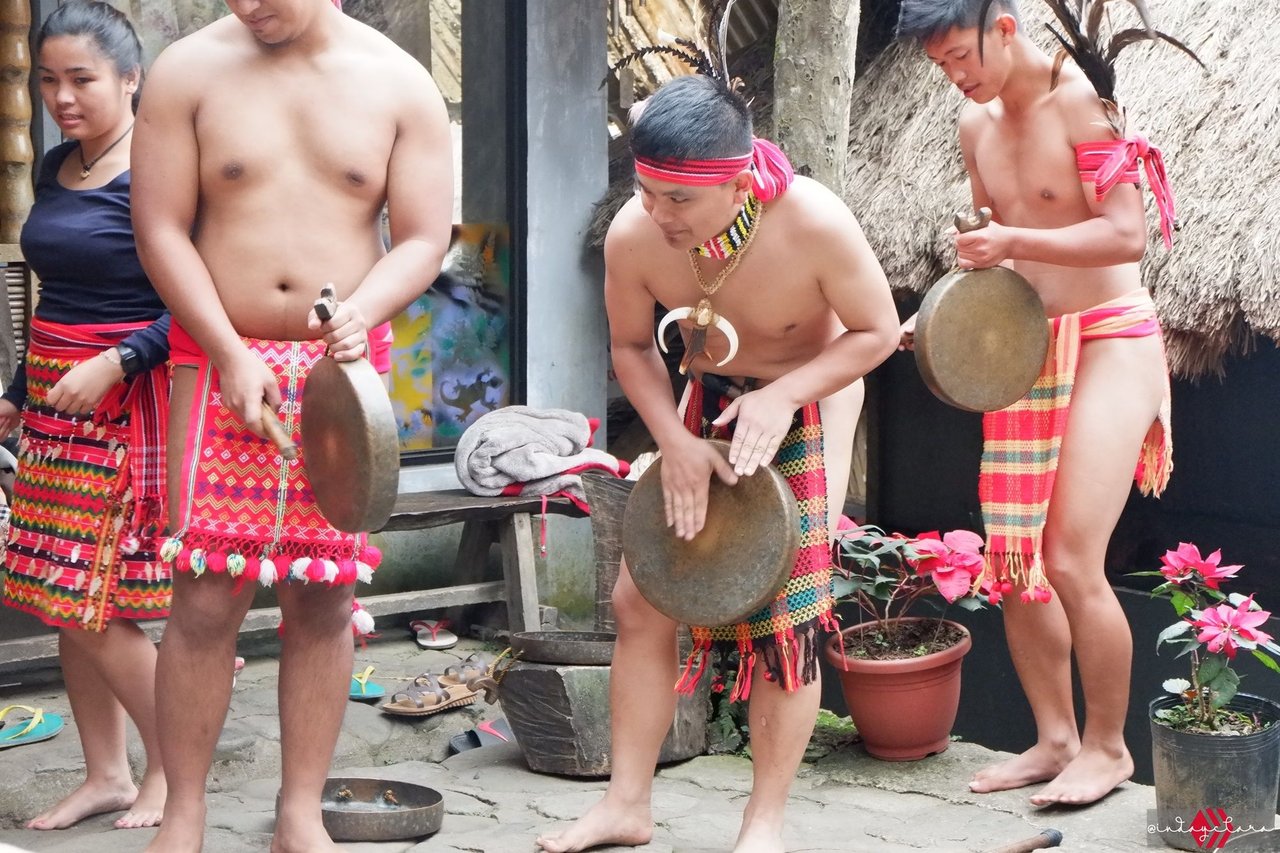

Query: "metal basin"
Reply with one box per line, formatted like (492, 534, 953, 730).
(279, 776, 443, 842)
(510, 630, 617, 665)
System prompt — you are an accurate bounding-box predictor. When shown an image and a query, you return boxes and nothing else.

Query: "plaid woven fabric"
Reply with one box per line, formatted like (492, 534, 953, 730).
(978, 289, 1172, 599)
(159, 337, 370, 587)
(3, 329, 171, 631)
(674, 375, 838, 701)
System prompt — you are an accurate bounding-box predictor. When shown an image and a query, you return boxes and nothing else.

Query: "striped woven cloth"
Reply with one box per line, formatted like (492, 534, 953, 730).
(978, 289, 1172, 601)
(674, 374, 837, 702)
(3, 320, 171, 630)
(159, 336, 372, 588)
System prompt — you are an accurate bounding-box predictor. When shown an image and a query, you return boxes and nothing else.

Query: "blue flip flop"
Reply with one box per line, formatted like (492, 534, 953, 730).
(350, 666, 385, 702)
(0, 704, 64, 749)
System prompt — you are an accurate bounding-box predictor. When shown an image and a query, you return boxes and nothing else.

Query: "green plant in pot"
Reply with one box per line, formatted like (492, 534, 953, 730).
(822, 523, 985, 761)
(1133, 543, 1280, 851)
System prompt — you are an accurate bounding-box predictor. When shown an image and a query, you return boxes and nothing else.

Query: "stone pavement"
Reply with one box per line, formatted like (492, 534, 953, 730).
(0, 635, 1182, 852)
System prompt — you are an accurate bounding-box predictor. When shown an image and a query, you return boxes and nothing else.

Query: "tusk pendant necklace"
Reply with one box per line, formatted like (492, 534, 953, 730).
(658, 196, 764, 374)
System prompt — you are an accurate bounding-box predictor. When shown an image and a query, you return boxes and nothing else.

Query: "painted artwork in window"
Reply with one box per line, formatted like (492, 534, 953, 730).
(389, 224, 511, 454)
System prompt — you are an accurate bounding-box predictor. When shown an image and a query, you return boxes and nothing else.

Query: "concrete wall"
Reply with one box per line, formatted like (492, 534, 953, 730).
(522, 0, 609, 624)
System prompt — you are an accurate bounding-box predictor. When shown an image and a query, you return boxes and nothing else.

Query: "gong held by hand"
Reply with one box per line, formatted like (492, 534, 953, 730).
(912, 207, 1049, 413)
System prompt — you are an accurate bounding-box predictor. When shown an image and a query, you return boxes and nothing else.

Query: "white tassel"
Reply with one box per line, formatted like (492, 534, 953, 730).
(322, 560, 339, 584)
(290, 558, 310, 581)
(259, 557, 278, 587)
(351, 606, 374, 636)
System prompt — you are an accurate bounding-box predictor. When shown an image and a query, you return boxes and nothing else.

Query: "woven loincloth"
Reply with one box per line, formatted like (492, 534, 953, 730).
(158, 326, 378, 587)
(674, 374, 837, 701)
(3, 320, 171, 630)
(978, 288, 1172, 601)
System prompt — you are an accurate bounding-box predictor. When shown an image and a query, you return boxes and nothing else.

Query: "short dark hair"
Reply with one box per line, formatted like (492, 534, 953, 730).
(630, 75, 753, 163)
(38, 0, 144, 111)
(897, 0, 1020, 43)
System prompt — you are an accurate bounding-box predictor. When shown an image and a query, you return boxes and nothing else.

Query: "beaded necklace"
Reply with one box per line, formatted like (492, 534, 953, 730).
(694, 192, 761, 259)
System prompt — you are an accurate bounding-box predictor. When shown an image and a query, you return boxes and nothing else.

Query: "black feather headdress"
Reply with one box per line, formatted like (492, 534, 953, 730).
(979, 0, 1204, 134)
(609, 0, 744, 93)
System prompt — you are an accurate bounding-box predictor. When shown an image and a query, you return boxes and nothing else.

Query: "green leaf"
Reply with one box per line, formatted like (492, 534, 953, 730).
(954, 597, 985, 612)
(1198, 654, 1227, 683)
(1170, 590, 1195, 616)
(1156, 621, 1193, 648)
(1207, 667, 1240, 710)
(830, 577, 858, 600)
(1252, 649, 1280, 675)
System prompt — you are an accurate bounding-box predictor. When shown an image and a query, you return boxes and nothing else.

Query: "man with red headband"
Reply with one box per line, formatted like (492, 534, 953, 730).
(131, 1, 452, 850)
(536, 73, 898, 853)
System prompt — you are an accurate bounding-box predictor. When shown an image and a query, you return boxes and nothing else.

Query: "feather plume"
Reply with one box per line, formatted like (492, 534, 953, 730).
(979, 0, 1204, 134)
(609, 0, 743, 89)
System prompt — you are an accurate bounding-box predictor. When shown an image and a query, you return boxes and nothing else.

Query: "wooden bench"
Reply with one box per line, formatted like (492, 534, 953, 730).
(368, 489, 589, 632)
(0, 489, 588, 671)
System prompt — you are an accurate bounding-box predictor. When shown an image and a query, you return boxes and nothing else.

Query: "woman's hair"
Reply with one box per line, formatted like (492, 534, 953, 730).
(630, 74, 753, 163)
(37, 0, 144, 111)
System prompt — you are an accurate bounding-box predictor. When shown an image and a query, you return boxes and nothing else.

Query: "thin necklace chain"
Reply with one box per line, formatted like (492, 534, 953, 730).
(78, 122, 134, 179)
(688, 201, 765, 298)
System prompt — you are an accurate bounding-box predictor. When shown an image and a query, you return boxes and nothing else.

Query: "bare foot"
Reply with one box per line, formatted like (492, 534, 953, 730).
(272, 810, 341, 853)
(1029, 746, 1133, 806)
(143, 806, 205, 853)
(970, 742, 1077, 794)
(26, 779, 138, 830)
(115, 767, 166, 829)
(535, 798, 653, 852)
(734, 823, 785, 853)
(270, 832, 342, 853)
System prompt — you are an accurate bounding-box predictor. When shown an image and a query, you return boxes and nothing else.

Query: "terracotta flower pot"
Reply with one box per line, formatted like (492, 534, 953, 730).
(822, 617, 972, 761)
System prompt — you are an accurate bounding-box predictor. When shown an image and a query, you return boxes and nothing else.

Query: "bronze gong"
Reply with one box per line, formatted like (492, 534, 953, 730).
(621, 440, 800, 627)
(914, 208, 1050, 413)
(298, 286, 401, 533)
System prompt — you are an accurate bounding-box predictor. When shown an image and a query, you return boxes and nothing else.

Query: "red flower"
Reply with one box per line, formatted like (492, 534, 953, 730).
(1160, 542, 1242, 589)
(1192, 598, 1274, 659)
(912, 530, 985, 603)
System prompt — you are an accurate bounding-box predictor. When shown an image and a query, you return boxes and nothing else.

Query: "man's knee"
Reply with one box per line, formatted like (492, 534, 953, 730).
(277, 584, 354, 636)
(167, 576, 251, 638)
(612, 574, 673, 634)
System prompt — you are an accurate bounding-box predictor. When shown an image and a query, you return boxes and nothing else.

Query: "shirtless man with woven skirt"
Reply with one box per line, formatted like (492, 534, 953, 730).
(131, 1, 452, 849)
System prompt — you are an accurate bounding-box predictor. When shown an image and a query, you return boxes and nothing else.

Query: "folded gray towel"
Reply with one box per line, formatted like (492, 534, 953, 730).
(455, 406, 626, 505)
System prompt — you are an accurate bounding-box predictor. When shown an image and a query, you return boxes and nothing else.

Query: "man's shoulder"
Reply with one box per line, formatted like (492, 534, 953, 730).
(151, 15, 245, 76)
(604, 196, 656, 250)
(339, 16, 433, 82)
(768, 176, 854, 233)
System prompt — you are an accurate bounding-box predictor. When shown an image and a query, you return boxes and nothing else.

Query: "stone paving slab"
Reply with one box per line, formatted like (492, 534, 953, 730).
(0, 637, 1178, 852)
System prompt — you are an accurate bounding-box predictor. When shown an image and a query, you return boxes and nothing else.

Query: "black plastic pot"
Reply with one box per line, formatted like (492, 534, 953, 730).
(1149, 693, 1280, 850)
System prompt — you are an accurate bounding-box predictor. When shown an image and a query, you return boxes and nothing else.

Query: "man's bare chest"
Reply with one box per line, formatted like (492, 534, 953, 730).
(195, 84, 395, 185)
(646, 251, 821, 340)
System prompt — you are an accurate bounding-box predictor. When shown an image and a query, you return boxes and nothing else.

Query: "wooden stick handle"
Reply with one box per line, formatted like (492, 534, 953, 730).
(985, 829, 1063, 853)
(260, 401, 298, 461)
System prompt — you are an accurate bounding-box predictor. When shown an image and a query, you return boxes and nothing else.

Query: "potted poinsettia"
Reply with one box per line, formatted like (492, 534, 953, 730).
(821, 523, 985, 761)
(1133, 544, 1280, 851)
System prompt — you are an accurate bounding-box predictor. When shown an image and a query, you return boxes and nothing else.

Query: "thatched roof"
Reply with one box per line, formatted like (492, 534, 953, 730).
(846, 2, 1278, 379)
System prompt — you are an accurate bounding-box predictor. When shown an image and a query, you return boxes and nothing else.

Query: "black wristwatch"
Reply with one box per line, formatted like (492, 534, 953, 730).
(115, 343, 144, 376)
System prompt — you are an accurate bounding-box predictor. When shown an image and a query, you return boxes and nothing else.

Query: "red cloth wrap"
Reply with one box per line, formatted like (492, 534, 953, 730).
(1076, 136, 1177, 249)
(27, 318, 169, 537)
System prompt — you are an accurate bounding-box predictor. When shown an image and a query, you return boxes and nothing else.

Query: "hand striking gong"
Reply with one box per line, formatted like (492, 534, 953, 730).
(622, 440, 800, 627)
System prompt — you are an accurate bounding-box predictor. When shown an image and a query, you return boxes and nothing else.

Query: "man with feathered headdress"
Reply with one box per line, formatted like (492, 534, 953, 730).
(536, 6, 899, 851)
(897, 0, 1194, 807)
